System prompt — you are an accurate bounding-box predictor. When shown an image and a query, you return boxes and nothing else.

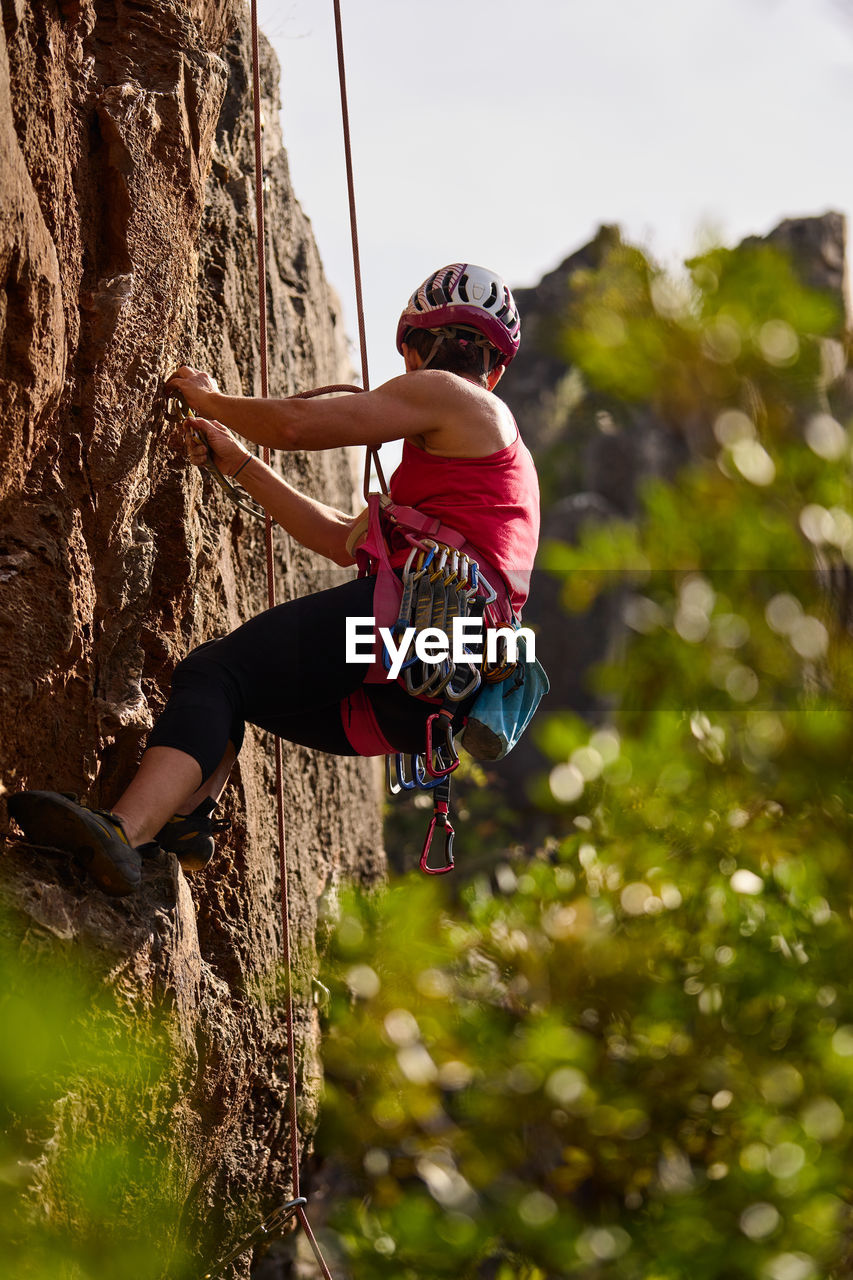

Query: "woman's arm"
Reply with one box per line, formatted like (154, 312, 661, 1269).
(185, 418, 357, 565)
(236, 456, 357, 565)
(168, 358, 514, 460)
(167, 364, 460, 452)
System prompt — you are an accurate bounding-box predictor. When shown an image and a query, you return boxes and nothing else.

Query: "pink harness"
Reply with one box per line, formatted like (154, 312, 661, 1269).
(341, 494, 515, 755)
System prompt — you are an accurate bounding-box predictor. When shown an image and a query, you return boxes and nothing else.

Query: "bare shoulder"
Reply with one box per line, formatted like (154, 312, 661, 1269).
(395, 370, 516, 458)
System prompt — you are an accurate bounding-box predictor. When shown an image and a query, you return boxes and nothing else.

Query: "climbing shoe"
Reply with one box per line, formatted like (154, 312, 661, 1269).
(154, 797, 226, 872)
(7, 790, 142, 897)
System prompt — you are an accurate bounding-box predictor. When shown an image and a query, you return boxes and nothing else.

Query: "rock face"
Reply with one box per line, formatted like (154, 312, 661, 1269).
(1, 1, 382, 1273)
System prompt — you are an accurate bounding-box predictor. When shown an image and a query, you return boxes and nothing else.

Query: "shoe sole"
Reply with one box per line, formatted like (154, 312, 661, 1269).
(8, 792, 141, 897)
(175, 853, 212, 873)
(142, 840, 211, 874)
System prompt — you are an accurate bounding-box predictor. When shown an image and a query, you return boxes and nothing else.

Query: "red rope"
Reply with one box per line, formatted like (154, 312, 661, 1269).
(332, 0, 368, 394)
(332, 0, 388, 500)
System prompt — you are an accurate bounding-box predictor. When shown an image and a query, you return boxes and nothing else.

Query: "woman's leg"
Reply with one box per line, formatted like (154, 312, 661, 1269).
(9, 574, 468, 891)
(9, 579, 378, 892)
(174, 741, 238, 815)
(109, 746, 203, 847)
(112, 576, 380, 840)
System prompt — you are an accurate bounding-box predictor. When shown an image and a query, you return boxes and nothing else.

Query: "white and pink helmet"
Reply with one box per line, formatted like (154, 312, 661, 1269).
(396, 263, 521, 367)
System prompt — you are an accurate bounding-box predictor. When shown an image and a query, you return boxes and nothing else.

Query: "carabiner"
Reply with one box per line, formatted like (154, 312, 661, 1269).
(443, 660, 481, 703)
(483, 631, 518, 684)
(402, 533, 438, 570)
(395, 754, 419, 791)
(167, 394, 208, 454)
(419, 807, 455, 875)
(402, 543, 421, 579)
(168, 394, 207, 453)
(386, 753, 418, 794)
(202, 1198, 308, 1279)
(453, 554, 471, 609)
(412, 752, 446, 790)
(416, 656, 455, 699)
(382, 619, 418, 672)
(425, 711, 460, 778)
(385, 753, 402, 795)
(165, 389, 266, 522)
(444, 548, 460, 589)
(428, 546, 449, 583)
(165, 389, 193, 424)
(476, 567, 497, 608)
(403, 541, 435, 581)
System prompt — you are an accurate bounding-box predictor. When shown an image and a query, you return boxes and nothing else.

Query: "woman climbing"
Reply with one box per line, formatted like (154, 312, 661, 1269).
(9, 264, 540, 895)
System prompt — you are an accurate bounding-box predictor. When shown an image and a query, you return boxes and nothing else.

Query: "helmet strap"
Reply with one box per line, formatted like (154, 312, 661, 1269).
(419, 331, 446, 369)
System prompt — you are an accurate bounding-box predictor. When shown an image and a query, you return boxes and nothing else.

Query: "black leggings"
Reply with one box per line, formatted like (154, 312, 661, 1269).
(147, 575, 457, 781)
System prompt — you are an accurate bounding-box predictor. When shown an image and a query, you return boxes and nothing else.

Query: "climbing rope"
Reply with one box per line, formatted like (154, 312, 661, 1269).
(202, 3, 384, 1272)
(332, 0, 388, 501)
(252, 0, 337, 1269)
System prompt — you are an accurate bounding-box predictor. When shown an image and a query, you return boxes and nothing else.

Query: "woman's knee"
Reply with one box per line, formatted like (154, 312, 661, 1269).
(172, 638, 229, 685)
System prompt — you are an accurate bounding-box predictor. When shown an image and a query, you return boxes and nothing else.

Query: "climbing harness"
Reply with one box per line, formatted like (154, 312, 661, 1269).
(350, 480, 549, 860)
(348, 489, 526, 874)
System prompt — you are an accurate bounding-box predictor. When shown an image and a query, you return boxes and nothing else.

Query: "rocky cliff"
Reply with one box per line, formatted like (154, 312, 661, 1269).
(0, 1, 382, 1274)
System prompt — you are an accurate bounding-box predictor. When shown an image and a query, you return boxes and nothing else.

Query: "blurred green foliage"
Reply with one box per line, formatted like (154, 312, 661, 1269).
(319, 236, 853, 1277)
(0, 912, 195, 1280)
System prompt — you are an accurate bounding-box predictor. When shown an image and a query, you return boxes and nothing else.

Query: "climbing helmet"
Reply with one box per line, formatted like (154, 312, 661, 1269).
(396, 263, 521, 367)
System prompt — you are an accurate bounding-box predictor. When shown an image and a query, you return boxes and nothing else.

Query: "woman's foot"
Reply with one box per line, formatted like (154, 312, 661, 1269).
(153, 798, 227, 871)
(7, 791, 142, 897)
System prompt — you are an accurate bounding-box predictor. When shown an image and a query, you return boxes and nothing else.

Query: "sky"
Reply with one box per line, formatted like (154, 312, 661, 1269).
(256, 0, 853, 400)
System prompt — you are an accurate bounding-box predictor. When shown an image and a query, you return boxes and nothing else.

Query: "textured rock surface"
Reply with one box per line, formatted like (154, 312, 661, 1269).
(0, 0, 382, 1272)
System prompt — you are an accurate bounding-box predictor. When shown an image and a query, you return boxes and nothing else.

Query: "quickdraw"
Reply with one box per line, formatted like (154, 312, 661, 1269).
(165, 392, 268, 524)
(385, 758, 455, 875)
(201, 1199, 308, 1279)
(420, 772, 455, 875)
(401, 542, 490, 700)
(382, 542, 434, 674)
(381, 523, 521, 875)
(200, 1192, 335, 1279)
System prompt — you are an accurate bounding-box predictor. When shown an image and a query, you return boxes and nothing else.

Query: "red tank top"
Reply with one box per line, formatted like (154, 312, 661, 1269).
(388, 427, 540, 616)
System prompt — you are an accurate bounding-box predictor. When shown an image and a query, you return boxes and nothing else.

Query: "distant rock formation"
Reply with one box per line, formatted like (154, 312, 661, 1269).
(498, 213, 851, 806)
(747, 211, 850, 305)
(0, 1, 381, 1272)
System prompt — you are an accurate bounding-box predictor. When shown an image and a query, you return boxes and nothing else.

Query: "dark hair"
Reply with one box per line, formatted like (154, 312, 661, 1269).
(402, 326, 502, 386)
